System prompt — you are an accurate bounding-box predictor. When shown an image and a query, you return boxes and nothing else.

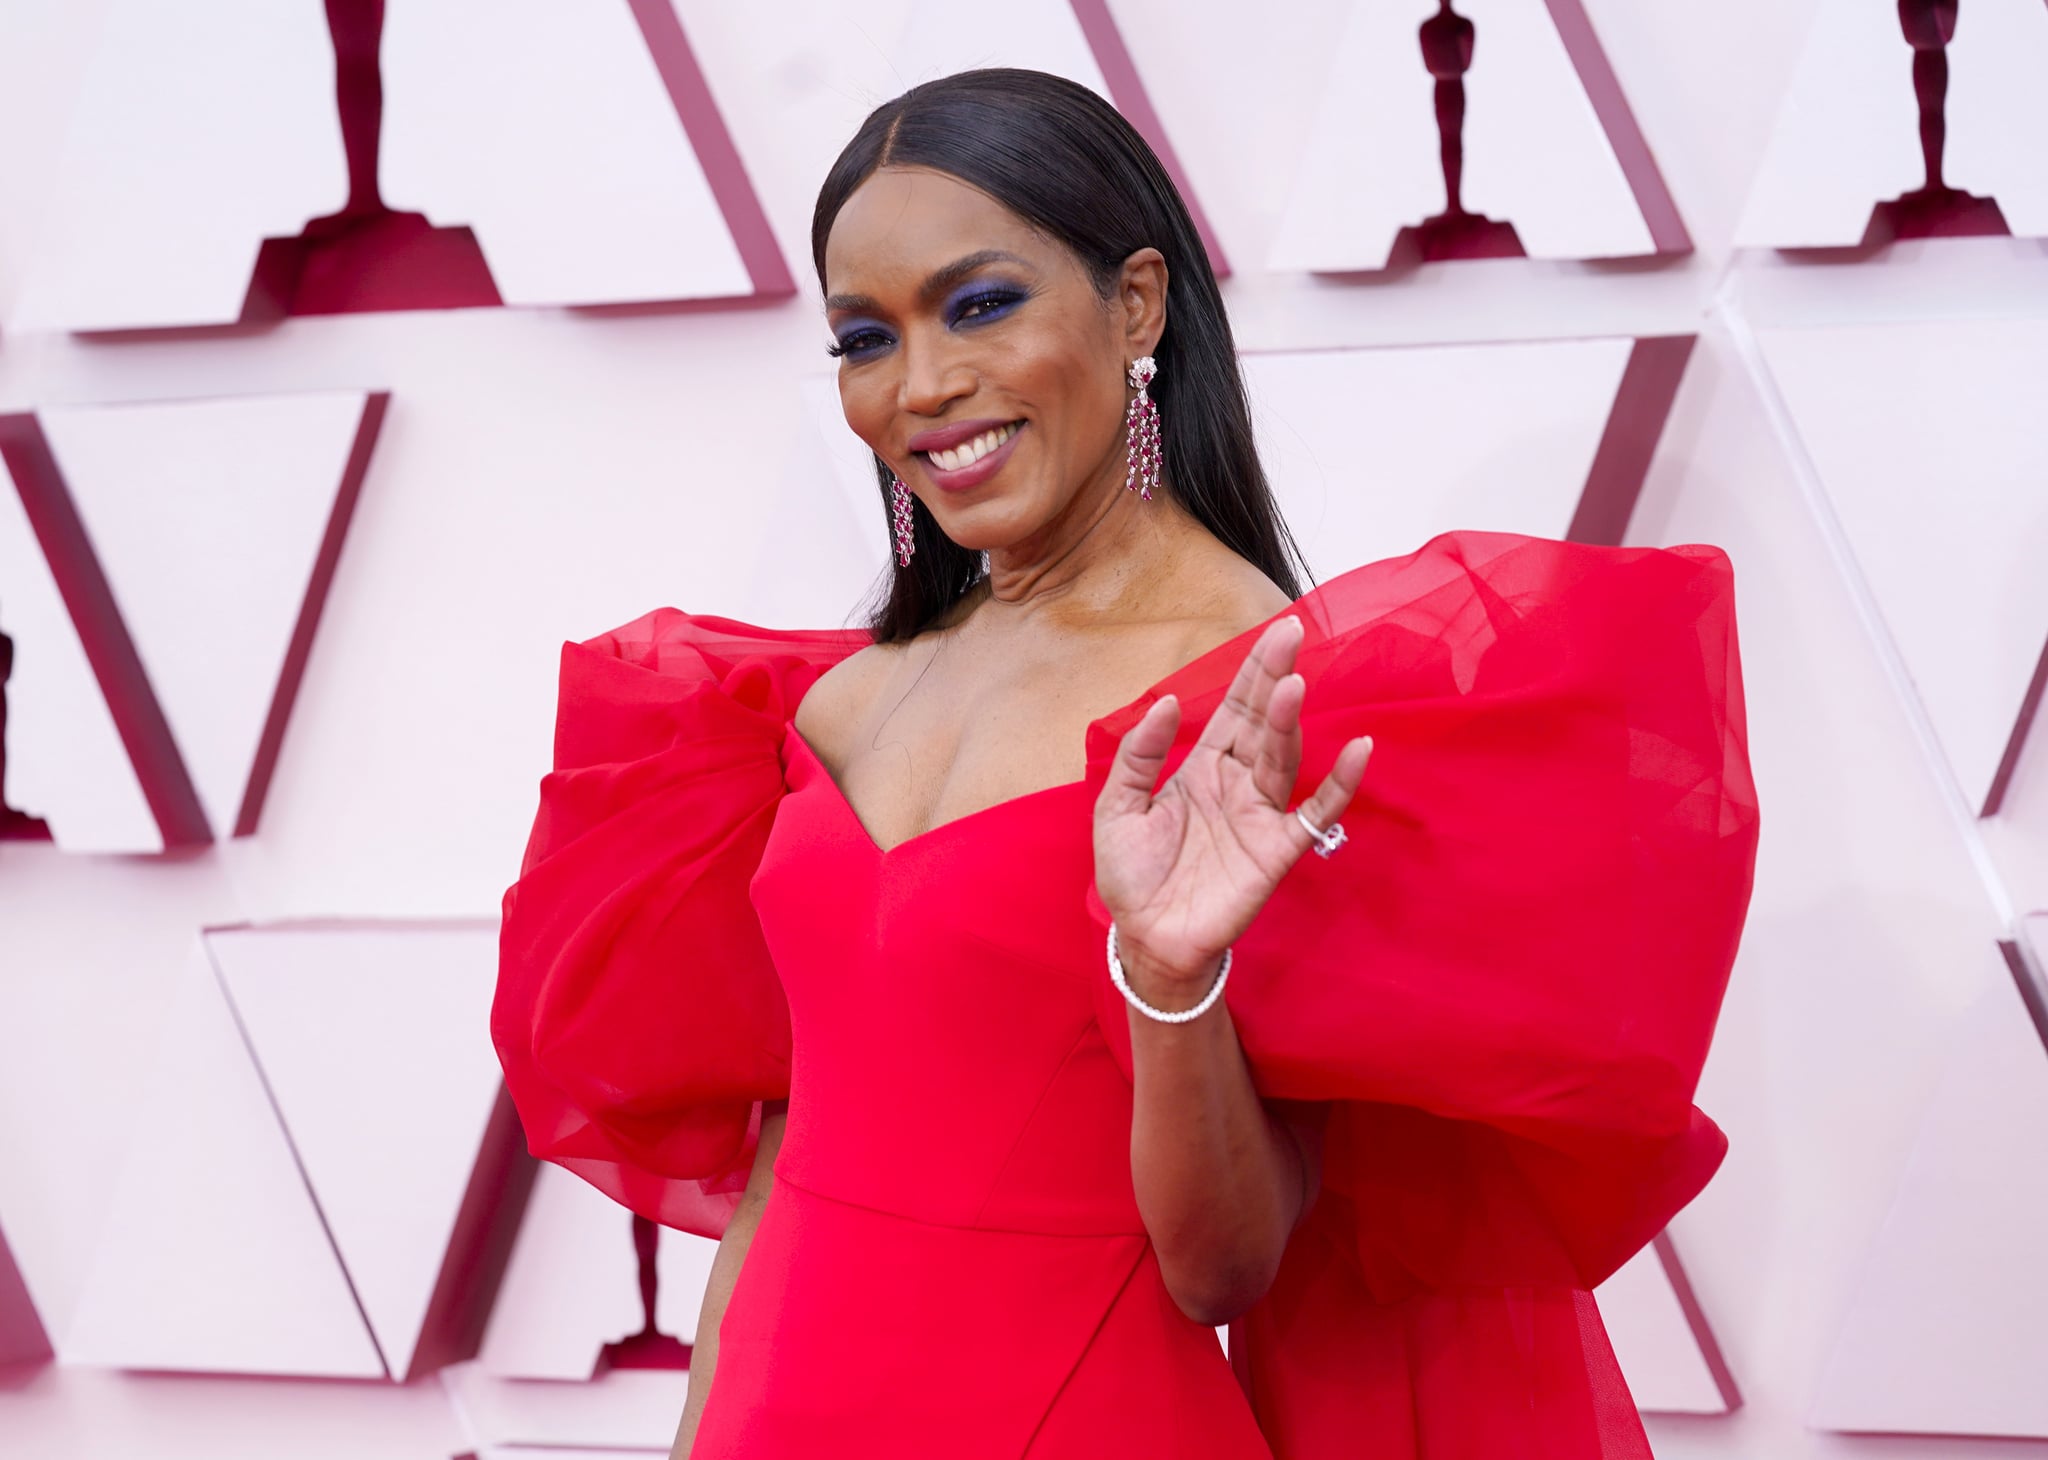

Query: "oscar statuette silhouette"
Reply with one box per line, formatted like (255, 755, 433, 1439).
(1392, 0, 1525, 263)
(0, 619, 53, 843)
(1865, 0, 2009, 243)
(597, 1214, 692, 1373)
(243, 0, 501, 317)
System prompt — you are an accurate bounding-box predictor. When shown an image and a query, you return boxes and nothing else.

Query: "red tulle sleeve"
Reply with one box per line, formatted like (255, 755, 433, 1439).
(1084, 532, 1759, 1459)
(492, 610, 865, 1238)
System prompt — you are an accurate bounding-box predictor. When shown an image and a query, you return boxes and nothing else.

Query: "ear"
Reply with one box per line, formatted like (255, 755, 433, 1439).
(1114, 247, 1168, 360)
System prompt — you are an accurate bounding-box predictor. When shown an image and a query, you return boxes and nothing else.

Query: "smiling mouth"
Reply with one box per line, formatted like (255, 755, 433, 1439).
(918, 421, 1022, 473)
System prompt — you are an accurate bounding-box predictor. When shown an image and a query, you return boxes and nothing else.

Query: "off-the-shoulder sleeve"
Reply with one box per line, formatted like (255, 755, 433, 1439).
(1083, 532, 1758, 1459)
(493, 609, 865, 1238)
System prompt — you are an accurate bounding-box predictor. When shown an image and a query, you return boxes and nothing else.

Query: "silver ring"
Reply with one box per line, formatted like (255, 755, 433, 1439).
(1294, 807, 1348, 858)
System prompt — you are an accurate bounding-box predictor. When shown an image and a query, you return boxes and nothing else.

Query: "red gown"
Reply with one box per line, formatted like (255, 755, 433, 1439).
(493, 531, 1757, 1458)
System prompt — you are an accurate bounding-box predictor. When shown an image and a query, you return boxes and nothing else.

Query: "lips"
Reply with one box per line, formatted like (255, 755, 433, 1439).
(908, 418, 1026, 493)
(907, 416, 1017, 454)
(921, 422, 1020, 473)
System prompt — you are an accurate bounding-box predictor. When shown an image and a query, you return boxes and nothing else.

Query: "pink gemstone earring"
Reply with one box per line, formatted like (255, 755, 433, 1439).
(1124, 356, 1161, 500)
(890, 477, 916, 566)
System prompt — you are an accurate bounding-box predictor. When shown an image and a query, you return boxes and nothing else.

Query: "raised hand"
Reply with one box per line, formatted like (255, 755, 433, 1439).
(1094, 616, 1373, 1000)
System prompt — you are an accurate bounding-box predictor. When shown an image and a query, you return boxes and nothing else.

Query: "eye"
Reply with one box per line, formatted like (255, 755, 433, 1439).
(951, 287, 1025, 325)
(826, 327, 892, 361)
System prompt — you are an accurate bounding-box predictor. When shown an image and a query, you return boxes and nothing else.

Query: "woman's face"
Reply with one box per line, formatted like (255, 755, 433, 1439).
(822, 166, 1161, 553)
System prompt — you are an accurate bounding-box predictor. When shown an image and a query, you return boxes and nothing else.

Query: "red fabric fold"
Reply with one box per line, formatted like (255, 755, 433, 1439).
(492, 611, 862, 1236)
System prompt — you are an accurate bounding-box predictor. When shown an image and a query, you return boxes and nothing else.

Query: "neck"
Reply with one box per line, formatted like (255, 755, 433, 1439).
(976, 469, 1194, 625)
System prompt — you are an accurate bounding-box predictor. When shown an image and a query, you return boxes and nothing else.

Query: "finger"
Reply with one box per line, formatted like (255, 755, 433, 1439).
(1098, 694, 1182, 819)
(1196, 616, 1303, 757)
(1292, 735, 1374, 854)
(1250, 671, 1305, 808)
(1239, 618, 1304, 730)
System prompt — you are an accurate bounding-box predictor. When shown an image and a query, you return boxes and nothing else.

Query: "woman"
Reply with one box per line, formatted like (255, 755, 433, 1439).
(494, 69, 1757, 1459)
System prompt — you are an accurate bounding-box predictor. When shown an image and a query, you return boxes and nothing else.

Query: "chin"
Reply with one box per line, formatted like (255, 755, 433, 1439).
(927, 493, 1041, 554)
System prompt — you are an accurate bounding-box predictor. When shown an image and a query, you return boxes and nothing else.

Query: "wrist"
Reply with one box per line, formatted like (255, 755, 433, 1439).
(1108, 926, 1230, 1021)
(1123, 946, 1220, 1004)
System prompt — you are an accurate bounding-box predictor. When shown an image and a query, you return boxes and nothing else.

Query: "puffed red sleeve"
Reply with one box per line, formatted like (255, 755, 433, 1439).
(1083, 531, 1758, 1459)
(493, 609, 865, 1238)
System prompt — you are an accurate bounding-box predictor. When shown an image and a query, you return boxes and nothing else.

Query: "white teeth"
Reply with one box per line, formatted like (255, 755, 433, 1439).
(926, 422, 1018, 473)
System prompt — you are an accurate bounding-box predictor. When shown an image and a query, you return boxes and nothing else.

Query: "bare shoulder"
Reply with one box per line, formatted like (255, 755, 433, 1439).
(792, 638, 906, 764)
(1168, 543, 1297, 667)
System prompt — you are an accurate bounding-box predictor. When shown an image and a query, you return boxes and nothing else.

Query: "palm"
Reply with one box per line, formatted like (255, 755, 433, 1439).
(1095, 616, 1373, 981)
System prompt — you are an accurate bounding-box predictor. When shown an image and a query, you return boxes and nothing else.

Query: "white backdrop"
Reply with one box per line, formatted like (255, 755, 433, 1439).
(2, 1, 2046, 1457)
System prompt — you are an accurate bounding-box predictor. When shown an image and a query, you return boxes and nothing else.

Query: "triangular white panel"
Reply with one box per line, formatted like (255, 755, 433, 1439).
(1596, 1238, 1732, 1414)
(1243, 338, 1633, 577)
(209, 921, 506, 1381)
(1756, 319, 2048, 812)
(38, 392, 373, 842)
(13, 0, 343, 331)
(1737, 0, 2048, 249)
(379, 0, 749, 307)
(1269, 0, 1658, 270)
(1810, 939, 2048, 1436)
(0, 445, 154, 853)
(63, 943, 383, 1377)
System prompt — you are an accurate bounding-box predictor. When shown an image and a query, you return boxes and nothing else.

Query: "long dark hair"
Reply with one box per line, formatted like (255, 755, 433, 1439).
(811, 68, 1307, 643)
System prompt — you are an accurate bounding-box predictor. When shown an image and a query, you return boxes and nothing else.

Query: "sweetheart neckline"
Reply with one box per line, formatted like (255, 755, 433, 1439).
(780, 598, 1302, 859)
(786, 728, 1093, 859)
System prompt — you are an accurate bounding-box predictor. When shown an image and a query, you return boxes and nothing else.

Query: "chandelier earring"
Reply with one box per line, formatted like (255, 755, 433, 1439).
(1124, 356, 1161, 501)
(890, 476, 916, 567)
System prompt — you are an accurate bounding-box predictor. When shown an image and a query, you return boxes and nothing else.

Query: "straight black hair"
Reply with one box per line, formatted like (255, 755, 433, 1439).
(811, 68, 1308, 643)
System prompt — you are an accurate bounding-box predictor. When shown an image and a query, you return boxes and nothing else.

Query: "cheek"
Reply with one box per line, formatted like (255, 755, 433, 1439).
(1006, 336, 1112, 448)
(837, 369, 895, 454)
(1038, 362, 1119, 464)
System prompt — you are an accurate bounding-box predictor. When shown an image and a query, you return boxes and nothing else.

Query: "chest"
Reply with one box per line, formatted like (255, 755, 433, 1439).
(836, 659, 1094, 842)
(830, 613, 1214, 854)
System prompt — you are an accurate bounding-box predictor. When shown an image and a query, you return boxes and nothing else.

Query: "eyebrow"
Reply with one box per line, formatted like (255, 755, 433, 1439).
(825, 249, 1032, 316)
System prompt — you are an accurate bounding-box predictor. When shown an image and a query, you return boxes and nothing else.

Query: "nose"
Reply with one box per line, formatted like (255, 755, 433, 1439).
(897, 331, 974, 418)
